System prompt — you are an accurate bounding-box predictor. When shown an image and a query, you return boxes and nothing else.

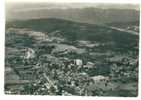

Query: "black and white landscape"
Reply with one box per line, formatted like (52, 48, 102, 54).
(5, 3, 139, 96)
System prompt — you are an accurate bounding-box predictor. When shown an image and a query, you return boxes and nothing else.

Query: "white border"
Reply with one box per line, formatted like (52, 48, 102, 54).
(0, 0, 5, 97)
(5, 0, 141, 4)
(1, 0, 141, 100)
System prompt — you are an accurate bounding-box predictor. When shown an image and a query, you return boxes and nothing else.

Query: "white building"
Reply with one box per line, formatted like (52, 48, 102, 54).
(91, 75, 110, 83)
(24, 48, 35, 59)
(83, 62, 95, 69)
(75, 59, 83, 66)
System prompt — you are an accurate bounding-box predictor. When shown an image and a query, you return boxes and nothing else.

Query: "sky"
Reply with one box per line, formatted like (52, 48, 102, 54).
(6, 0, 140, 10)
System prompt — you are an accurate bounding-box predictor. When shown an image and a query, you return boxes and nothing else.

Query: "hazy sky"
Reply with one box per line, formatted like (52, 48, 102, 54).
(6, 0, 139, 10)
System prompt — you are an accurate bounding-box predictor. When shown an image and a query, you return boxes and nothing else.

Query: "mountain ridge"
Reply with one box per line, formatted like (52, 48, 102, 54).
(6, 6, 139, 24)
(6, 18, 139, 51)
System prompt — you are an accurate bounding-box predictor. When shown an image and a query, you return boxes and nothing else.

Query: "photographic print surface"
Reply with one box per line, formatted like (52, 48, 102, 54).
(5, 1, 139, 96)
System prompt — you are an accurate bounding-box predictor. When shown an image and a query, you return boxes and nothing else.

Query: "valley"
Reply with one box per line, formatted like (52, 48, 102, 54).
(5, 18, 139, 96)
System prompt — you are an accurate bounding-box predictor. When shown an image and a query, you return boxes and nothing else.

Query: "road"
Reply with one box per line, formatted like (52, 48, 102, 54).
(110, 26, 139, 35)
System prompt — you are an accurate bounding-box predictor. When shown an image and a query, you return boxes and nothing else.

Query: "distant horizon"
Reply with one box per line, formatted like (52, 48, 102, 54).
(6, 2, 140, 10)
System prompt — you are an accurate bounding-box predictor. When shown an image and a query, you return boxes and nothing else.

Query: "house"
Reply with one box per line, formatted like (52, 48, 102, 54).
(91, 75, 110, 83)
(83, 62, 95, 69)
(24, 48, 35, 59)
(74, 59, 83, 66)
